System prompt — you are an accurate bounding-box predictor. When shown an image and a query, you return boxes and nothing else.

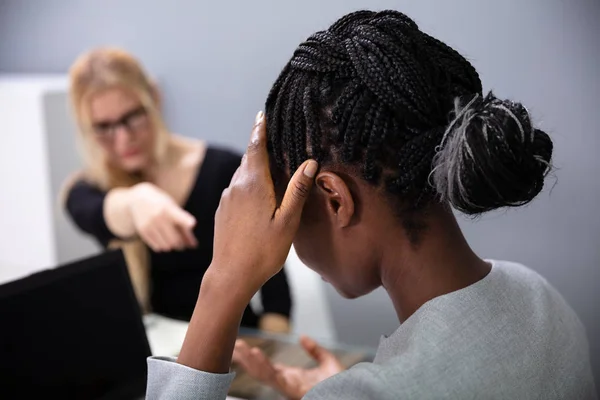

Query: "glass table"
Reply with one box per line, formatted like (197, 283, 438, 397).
(230, 328, 375, 400)
(144, 314, 376, 400)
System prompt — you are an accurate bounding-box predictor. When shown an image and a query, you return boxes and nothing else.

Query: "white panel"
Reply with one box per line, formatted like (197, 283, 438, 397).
(0, 75, 67, 283)
(286, 246, 336, 341)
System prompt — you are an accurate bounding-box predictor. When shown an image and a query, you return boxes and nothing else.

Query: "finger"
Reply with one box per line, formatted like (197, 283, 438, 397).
(139, 231, 161, 252)
(232, 340, 250, 365)
(143, 228, 168, 252)
(233, 339, 252, 358)
(233, 340, 262, 370)
(232, 341, 257, 375)
(245, 111, 270, 175)
(275, 159, 318, 226)
(160, 223, 186, 251)
(152, 228, 171, 252)
(170, 206, 197, 229)
(233, 341, 278, 385)
(249, 347, 280, 385)
(271, 365, 303, 398)
(299, 336, 336, 365)
(169, 207, 198, 248)
(178, 226, 198, 248)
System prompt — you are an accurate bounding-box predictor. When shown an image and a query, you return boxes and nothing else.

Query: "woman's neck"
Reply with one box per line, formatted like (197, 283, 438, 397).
(379, 208, 491, 323)
(140, 135, 182, 181)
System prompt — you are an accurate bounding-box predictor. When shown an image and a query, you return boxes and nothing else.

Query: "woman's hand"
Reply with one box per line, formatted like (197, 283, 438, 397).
(233, 336, 345, 400)
(176, 111, 318, 374)
(259, 313, 291, 334)
(207, 110, 318, 300)
(129, 182, 198, 252)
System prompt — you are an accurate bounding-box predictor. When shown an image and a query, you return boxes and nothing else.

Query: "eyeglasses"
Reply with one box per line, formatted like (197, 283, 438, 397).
(91, 106, 148, 139)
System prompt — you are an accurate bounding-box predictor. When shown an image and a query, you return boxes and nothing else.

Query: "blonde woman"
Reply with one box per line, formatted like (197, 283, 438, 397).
(63, 48, 291, 333)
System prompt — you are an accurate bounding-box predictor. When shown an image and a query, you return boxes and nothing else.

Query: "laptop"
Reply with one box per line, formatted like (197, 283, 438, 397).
(0, 249, 151, 400)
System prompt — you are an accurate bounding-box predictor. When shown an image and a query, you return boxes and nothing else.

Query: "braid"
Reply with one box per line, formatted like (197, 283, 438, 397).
(303, 77, 322, 161)
(363, 107, 386, 182)
(283, 76, 300, 172)
(266, 70, 294, 170)
(360, 102, 378, 146)
(337, 89, 361, 142)
(264, 10, 549, 240)
(332, 80, 361, 125)
(421, 33, 482, 98)
(342, 92, 370, 162)
(292, 75, 309, 170)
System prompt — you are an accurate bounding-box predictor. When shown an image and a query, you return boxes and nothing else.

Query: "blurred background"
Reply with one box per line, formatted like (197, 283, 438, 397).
(0, 0, 598, 385)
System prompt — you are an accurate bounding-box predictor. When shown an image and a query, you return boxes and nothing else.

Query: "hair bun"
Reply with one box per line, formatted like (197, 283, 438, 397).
(431, 92, 553, 214)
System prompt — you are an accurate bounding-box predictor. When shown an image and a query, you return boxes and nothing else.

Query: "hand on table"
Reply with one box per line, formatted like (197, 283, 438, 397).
(233, 336, 344, 400)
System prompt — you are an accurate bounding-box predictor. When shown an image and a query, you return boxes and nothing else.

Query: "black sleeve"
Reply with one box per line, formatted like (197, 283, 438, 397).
(219, 148, 242, 187)
(65, 180, 116, 247)
(261, 266, 293, 317)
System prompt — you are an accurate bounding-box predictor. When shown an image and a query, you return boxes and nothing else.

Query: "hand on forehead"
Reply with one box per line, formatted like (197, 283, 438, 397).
(210, 111, 317, 295)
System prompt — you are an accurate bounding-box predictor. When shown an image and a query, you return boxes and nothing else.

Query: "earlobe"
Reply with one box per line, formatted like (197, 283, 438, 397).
(316, 172, 355, 228)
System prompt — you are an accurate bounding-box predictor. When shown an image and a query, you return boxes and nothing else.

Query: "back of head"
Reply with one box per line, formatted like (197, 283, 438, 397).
(266, 10, 553, 217)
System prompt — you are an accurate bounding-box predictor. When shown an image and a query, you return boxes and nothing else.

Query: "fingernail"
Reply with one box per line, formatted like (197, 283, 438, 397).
(304, 160, 318, 178)
(255, 110, 264, 124)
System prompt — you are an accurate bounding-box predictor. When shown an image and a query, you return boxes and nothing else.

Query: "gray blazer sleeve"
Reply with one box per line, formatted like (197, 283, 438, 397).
(146, 357, 235, 400)
(304, 363, 396, 400)
(145, 356, 389, 400)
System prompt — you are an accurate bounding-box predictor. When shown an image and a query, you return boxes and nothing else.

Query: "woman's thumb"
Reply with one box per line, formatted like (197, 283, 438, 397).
(277, 160, 318, 225)
(300, 335, 334, 364)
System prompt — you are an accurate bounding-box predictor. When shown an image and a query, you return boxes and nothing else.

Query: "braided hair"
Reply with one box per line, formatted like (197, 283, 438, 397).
(266, 10, 553, 223)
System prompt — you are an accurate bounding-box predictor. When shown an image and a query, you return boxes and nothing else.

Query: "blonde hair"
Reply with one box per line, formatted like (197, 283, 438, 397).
(66, 47, 168, 312)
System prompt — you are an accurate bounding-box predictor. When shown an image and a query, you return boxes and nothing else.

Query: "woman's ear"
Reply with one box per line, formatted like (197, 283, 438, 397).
(315, 172, 355, 228)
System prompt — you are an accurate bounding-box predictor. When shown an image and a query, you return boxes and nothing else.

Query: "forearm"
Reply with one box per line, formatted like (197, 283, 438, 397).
(103, 186, 137, 238)
(177, 269, 253, 373)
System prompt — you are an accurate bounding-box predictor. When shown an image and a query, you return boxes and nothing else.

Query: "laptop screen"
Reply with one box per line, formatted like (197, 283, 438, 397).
(0, 250, 151, 400)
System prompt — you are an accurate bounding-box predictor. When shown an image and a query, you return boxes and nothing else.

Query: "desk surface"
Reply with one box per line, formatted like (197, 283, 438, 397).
(144, 314, 375, 400)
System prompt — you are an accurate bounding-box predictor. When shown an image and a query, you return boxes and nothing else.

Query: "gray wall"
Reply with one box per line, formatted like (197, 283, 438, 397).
(1, 0, 598, 383)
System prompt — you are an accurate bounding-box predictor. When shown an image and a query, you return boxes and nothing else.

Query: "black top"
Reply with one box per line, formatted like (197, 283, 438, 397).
(65, 147, 292, 327)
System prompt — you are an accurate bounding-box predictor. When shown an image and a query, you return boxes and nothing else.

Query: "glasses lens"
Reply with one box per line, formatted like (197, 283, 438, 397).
(92, 124, 114, 138)
(125, 109, 148, 131)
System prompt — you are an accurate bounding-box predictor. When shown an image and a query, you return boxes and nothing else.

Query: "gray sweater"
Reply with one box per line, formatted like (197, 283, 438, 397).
(146, 261, 597, 399)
